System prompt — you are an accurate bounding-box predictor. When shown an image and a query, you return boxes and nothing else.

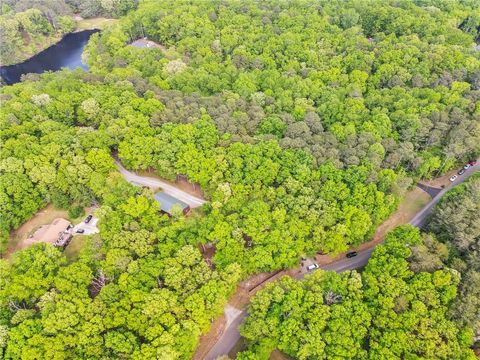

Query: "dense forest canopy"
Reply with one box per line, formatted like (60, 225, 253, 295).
(427, 174, 480, 337)
(239, 175, 480, 359)
(0, 0, 479, 359)
(86, 0, 480, 177)
(239, 227, 474, 359)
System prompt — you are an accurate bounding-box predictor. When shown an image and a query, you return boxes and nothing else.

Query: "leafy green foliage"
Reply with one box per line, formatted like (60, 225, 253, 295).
(240, 226, 476, 359)
(87, 0, 480, 176)
(425, 174, 480, 339)
(428, 174, 480, 253)
(1, 0, 480, 358)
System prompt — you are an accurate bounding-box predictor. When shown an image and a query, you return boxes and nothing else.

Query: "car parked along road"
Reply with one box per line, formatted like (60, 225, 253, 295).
(204, 159, 479, 360)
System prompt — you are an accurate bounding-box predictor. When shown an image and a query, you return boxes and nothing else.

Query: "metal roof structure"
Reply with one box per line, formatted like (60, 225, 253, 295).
(153, 191, 190, 214)
(130, 38, 162, 49)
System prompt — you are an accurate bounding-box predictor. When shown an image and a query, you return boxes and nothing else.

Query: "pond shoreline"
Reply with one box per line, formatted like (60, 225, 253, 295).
(0, 29, 99, 85)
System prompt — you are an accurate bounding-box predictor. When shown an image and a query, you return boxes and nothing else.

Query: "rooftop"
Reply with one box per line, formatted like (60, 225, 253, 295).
(31, 218, 71, 244)
(153, 191, 190, 214)
(130, 38, 163, 49)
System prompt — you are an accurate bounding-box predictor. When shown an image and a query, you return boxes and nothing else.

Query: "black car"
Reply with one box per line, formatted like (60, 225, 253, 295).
(84, 215, 93, 223)
(346, 251, 358, 258)
(76, 228, 85, 234)
(458, 168, 466, 175)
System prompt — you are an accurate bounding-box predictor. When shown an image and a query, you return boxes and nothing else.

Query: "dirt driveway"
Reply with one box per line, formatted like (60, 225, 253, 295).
(7, 205, 70, 255)
(6, 205, 96, 257)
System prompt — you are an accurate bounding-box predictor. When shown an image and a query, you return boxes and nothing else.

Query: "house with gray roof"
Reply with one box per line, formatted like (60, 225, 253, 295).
(154, 191, 191, 216)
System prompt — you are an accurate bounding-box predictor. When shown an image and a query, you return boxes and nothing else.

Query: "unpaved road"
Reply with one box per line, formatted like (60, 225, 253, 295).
(205, 161, 479, 360)
(116, 161, 207, 208)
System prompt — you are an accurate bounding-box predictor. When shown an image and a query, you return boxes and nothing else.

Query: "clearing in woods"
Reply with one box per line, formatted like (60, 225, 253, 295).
(7, 204, 88, 257)
(8, 204, 71, 255)
(75, 17, 119, 31)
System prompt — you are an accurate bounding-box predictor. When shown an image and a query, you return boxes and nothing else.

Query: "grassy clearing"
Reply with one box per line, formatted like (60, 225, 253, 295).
(371, 187, 431, 242)
(76, 18, 119, 31)
(64, 235, 88, 261)
(8, 204, 86, 257)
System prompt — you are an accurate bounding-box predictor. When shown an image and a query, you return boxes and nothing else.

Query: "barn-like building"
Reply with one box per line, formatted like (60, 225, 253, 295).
(153, 192, 190, 216)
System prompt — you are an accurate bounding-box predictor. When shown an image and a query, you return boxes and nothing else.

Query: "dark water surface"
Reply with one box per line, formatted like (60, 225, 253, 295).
(0, 29, 99, 85)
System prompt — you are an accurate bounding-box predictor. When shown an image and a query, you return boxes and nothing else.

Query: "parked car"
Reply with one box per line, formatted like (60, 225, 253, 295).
(346, 251, 358, 258)
(76, 228, 85, 234)
(84, 215, 93, 223)
(449, 175, 458, 182)
(458, 168, 466, 175)
(307, 263, 320, 271)
(463, 164, 471, 170)
(468, 160, 477, 166)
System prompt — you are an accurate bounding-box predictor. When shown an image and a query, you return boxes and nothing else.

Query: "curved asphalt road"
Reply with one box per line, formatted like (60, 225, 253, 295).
(205, 161, 479, 360)
(116, 161, 207, 208)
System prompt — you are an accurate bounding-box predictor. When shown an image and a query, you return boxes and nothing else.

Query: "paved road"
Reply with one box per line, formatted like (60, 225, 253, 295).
(416, 183, 442, 198)
(409, 163, 477, 227)
(205, 161, 478, 360)
(116, 161, 207, 208)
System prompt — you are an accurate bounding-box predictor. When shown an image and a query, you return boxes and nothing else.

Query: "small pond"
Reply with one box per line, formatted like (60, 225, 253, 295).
(0, 29, 99, 85)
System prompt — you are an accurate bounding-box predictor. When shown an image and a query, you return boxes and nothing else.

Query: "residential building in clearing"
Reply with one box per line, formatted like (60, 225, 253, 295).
(30, 218, 72, 247)
(130, 37, 162, 49)
(153, 191, 191, 216)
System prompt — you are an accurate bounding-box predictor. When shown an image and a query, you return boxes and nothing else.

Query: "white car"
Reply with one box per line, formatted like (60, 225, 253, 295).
(307, 263, 320, 271)
(449, 175, 458, 182)
(463, 164, 471, 170)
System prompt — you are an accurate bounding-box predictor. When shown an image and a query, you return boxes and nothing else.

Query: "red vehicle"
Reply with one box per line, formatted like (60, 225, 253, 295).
(468, 160, 477, 166)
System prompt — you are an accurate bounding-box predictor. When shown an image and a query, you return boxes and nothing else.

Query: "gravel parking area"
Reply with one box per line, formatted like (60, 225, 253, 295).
(72, 216, 99, 236)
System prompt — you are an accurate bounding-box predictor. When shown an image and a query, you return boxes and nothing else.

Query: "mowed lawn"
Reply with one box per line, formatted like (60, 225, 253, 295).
(64, 235, 91, 261)
(76, 17, 119, 31)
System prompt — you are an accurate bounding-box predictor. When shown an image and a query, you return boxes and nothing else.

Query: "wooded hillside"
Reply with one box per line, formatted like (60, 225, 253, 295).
(0, 0, 479, 358)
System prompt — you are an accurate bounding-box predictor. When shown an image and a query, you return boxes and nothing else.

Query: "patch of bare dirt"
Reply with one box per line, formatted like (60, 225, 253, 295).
(198, 243, 216, 269)
(227, 287, 250, 310)
(270, 350, 294, 360)
(229, 337, 246, 358)
(175, 175, 205, 198)
(247, 268, 299, 296)
(6, 205, 70, 257)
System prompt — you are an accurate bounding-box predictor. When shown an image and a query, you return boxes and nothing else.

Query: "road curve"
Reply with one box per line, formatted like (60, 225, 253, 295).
(115, 161, 207, 208)
(204, 161, 478, 360)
